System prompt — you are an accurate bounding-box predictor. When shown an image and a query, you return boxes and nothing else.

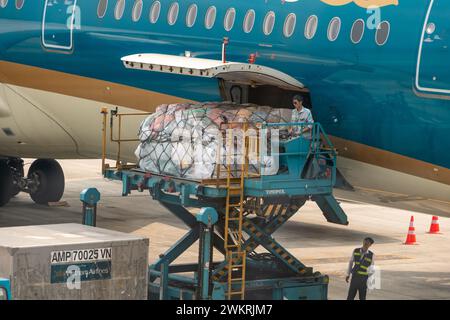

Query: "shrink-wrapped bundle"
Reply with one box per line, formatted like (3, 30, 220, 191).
(135, 102, 292, 179)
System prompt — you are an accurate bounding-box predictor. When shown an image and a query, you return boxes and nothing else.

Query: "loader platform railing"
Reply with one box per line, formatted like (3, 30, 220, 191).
(201, 121, 337, 187)
(101, 107, 152, 173)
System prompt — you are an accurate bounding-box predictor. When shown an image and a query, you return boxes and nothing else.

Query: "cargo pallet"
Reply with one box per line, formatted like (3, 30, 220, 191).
(102, 110, 348, 300)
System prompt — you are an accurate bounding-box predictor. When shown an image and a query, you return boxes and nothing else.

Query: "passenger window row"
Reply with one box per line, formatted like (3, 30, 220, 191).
(97, 0, 390, 46)
(0, 0, 24, 10)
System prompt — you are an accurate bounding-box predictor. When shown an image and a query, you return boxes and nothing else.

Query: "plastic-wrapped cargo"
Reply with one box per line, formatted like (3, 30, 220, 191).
(135, 102, 292, 179)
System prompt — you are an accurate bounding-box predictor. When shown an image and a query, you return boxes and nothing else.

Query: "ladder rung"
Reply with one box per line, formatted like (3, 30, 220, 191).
(229, 203, 242, 207)
(230, 278, 244, 282)
(228, 251, 245, 256)
(228, 291, 245, 295)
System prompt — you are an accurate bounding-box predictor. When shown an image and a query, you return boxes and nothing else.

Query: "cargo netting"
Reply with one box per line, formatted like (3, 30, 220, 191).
(135, 102, 293, 180)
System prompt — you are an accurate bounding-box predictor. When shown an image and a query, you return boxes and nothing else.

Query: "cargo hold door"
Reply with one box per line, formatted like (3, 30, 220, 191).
(121, 54, 305, 92)
(42, 0, 78, 51)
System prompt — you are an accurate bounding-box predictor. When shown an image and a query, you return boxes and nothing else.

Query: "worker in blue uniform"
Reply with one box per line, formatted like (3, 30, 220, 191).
(346, 237, 375, 300)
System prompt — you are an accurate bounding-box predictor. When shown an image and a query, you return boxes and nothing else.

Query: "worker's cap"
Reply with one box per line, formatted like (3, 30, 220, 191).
(364, 237, 375, 245)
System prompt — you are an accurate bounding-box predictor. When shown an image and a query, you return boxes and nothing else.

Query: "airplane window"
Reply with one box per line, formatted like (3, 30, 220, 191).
(243, 9, 255, 33)
(168, 2, 179, 26)
(263, 11, 275, 36)
(186, 4, 198, 28)
(0, 0, 7, 9)
(224, 8, 236, 32)
(205, 6, 216, 30)
(132, 0, 143, 22)
(149, 1, 161, 24)
(327, 17, 341, 42)
(15, 0, 24, 10)
(376, 21, 390, 46)
(426, 23, 436, 35)
(351, 19, 365, 44)
(305, 15, 318, 40)
(114, 0, 125, 20)
(283, 13, 296, 38)
(97, 0, 108, 19)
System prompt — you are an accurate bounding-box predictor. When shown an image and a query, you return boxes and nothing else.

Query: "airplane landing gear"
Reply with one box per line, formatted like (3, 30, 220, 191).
(27, 159, 65, 205)
(0, 158, 65, 207)
(8, 158, 24, 197)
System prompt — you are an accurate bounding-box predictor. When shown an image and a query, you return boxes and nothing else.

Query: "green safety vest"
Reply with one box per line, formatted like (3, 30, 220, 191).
(352, 248, 373, 277)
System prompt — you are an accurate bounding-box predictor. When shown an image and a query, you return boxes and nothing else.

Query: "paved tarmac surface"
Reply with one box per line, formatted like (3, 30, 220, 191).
(1, 160, 449, 300)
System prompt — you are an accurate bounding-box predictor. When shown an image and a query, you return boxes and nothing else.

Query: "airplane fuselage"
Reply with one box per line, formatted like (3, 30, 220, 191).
(0, 0, 449, 201)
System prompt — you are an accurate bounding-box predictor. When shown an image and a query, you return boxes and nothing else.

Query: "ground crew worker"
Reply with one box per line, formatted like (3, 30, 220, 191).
(346, 237, 375, 300)
(289, 95, 314, 138)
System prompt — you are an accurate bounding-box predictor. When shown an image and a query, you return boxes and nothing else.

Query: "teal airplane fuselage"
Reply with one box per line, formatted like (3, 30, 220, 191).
(0, 0, 449, 197)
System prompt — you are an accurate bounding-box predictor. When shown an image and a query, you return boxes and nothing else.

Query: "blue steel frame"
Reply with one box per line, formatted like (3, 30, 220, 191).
(103, 122, 347, 300)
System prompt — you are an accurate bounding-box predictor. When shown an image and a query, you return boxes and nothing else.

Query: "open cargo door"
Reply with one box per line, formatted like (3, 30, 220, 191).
(122, 53, 304, 87)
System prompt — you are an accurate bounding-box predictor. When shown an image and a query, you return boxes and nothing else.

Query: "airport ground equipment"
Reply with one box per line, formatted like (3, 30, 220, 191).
(80, 188, 100, 227)
(0, 224, 149, 300)
(102, 111, 348, 300)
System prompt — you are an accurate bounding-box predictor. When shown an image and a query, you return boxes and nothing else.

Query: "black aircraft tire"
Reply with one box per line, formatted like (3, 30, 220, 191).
(0, 161, 13, 207)
(28, 159, 65, 205)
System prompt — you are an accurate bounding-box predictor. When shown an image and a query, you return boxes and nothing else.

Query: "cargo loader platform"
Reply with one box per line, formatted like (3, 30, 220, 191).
(102, 113, 348, 300)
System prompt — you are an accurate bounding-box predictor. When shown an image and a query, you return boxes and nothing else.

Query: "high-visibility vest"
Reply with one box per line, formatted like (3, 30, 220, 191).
(352, 248, 373, 276)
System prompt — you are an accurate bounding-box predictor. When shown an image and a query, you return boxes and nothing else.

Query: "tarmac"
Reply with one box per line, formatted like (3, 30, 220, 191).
(0, 159, 449, 300)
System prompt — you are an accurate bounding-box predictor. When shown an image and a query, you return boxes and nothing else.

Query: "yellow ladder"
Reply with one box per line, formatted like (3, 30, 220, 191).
(223, 123, 249, 300)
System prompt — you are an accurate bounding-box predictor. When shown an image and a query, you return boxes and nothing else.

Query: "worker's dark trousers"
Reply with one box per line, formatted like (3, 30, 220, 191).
(347, 274, 368, 300)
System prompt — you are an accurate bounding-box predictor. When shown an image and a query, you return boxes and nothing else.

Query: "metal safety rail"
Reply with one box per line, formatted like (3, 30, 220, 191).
(102, 119, 348, 300)
(101, 108, 152, 173)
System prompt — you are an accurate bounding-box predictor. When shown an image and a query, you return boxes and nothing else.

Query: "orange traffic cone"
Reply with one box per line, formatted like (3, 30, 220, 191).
(404, 216, 417, 245)
(428, 216, 441, 234)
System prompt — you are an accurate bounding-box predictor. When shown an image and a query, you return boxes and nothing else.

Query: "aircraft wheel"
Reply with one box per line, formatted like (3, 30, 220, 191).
(0, 161, 13, 207)
(28, 159, 65, 205)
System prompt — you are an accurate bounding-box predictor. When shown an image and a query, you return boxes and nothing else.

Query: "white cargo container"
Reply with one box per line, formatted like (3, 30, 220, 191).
(0, 223, 149, 300)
